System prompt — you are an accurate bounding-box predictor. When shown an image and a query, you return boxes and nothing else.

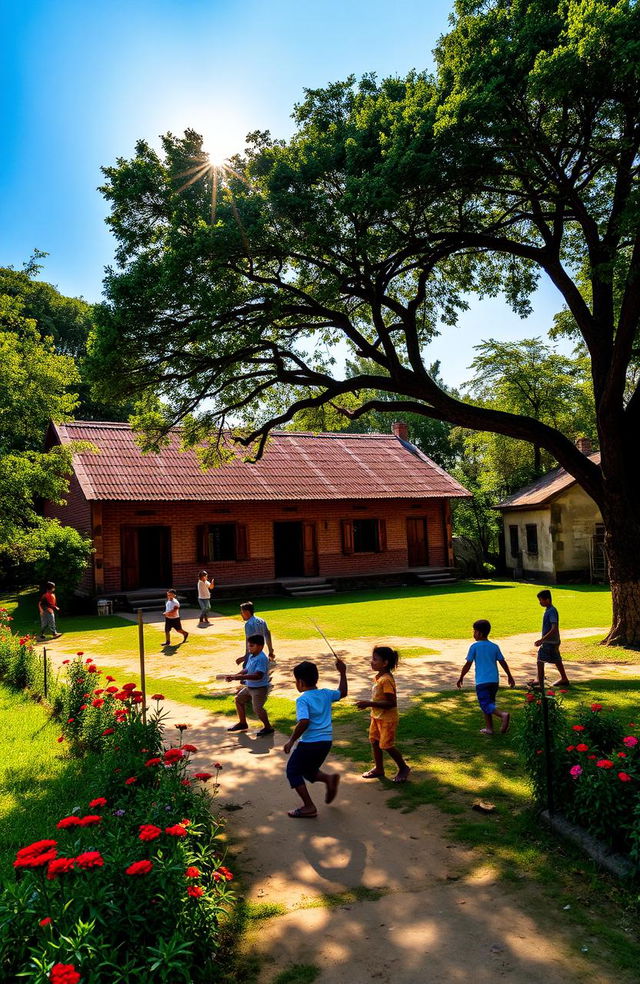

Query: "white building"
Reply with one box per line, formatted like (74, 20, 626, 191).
(496, 440, 605, 583)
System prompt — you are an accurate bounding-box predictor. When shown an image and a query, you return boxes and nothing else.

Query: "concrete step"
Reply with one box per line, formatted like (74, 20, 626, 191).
(287, 588, 337, 597)
(415, 575, 458, 586)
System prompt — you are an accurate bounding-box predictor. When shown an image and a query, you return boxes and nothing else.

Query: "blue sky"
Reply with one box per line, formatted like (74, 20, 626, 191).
(0, 0, 566, 386)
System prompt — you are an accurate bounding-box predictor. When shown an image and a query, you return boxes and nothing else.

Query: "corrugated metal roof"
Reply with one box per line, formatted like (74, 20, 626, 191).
(53, 421, 470, 503)
(496, 452, 601, 510)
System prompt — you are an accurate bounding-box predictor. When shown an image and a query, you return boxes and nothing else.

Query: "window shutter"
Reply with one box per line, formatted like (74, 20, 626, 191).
(341, 519, 354, 555)
(236, 523, 249, 561)
(377, 518, 387, 553)
(196, 525, 209, 563)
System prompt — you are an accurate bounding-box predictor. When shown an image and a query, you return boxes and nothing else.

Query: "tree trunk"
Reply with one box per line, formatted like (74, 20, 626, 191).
(601, 505, 640, 647)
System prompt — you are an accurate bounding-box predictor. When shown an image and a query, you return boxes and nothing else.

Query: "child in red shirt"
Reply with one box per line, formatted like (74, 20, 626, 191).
(38, 582, 61, 639)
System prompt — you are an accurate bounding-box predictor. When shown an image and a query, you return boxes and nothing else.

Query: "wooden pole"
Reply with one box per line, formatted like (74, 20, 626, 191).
(540, 687, 555, 816)
(137, 609, 147, 726)
(43, 647, 48, 700)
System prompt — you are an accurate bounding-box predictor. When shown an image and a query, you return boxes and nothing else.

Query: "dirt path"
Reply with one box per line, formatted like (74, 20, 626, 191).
(150, 696, 615, 984)
(39, 614, 636, 982)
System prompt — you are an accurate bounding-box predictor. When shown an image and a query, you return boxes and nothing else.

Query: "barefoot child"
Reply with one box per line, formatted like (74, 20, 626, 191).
(457, 619, 515, 735)
(282, 656, 348, 818)
(225, 634, 274, 737)
(357, 646, 410, 783)
(535, 589, 570, 688)
(163, 589, 189, 646)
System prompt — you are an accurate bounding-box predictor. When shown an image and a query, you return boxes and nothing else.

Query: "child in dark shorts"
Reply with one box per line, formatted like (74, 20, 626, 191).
(457, 619, 515, 735)
(163, 589, 189, 646)
(283, 656, 348, 818)
(535, 589, 570, 688)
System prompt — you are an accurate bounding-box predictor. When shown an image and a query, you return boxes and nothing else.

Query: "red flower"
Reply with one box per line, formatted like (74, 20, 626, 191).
(526, 693, 535, 703)
(67, 718, 75, 724)
(546, 689, 555, 696)
(193, 772, 212, 782)
(576, 744, 589, 752)
(590, 703, 603, 712)
(85, 658, 93, 663)
(122, 682, 137, 692)
(88, 797, 107, 808)
(139, 824, 162, 842)
(623, 735, 638, 747)
(13, 848, 58, 870)
(566, 745, 576, 752)
(105, 686, 118, 694)
(16, 840, 57, 859)
(175, 723, 188, 731)
(56, 816, 81, 829)
(588, 754, 597, 759)
(124, 777, 137, 786)
(618, 752, 627, 758)
(181, 779, 191, 786)
(91, 699, 105, 708)
(93, 688, 104, 695)
(618, 772, 632, 782)
(132, 695, 143, 704)
(49, 963, 81, 984)
(106, 675, 116, 682)
(145, 757, 162, 767)
(165, 824, 188, 837)
(101, 728, 115, 736)
(214, 865, 234, 881)
(214, 762, 223, 770)
(187, 885, 204, 898)
(163, 748, 184, 763)
(572, 725, 585, 732)
(47, 857, 76, 879)
(62, 660, 70, 665)
(125, 859, 153, 876)
(151, 693, 165, 700)
(185, 866, 201, 878)
(74, 851, 104, 869)
(57, 736, 65, 743)
(79, 705, 88, 711)
(87, 665, 98, 673)
(39, 917, 53, 926)
(182, 744, 198, 753)
(596, 759, 614, 769)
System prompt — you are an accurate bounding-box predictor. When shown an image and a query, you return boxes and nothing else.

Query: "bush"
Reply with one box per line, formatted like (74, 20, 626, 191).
(0, 609, 59, 705)
(518, 688, 640, 859)
(0, 642, 233, 983)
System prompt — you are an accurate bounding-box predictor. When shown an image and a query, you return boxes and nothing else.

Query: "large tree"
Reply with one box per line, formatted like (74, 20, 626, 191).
(90, 0, 640, 644)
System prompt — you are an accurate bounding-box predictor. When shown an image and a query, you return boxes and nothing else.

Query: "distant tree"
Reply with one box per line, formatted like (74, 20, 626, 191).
(90, 1, 640, 644)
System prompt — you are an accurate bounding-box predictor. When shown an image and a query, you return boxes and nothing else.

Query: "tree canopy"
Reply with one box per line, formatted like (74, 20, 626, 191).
(90, 0, 640, 642)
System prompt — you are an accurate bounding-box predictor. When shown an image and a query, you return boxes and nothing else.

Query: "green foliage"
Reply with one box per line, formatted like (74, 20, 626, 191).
(516, 691, 571, 809)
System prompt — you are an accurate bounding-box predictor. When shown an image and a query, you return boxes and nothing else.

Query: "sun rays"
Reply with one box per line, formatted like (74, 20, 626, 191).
(173, 146, 250, 223)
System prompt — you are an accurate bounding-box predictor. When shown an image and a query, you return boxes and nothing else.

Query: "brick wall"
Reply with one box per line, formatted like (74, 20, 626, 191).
(99, 498, 449, 591)
(43, 472, 95, 594)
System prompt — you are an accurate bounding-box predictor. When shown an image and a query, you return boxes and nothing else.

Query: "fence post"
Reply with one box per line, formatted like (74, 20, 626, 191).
(540, 687, 555, 816)
(43, 646, 48, 700)
(137, 609, 147, 726)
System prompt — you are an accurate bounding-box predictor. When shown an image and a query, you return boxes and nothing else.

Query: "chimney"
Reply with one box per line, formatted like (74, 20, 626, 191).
(392, 421, 409, 442)
(576, 436, 592, 456)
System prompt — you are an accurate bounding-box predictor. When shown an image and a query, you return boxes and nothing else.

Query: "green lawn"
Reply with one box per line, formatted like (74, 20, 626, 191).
(0, 683, 88, 879)
(3, 582, 613, 651)
(561, 635, 640, 663)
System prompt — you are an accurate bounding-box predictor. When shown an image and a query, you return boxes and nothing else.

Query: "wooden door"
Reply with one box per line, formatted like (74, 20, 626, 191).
(406, 517, 429, 567)
(302, 521, 319, 577)
(121, 526, 140, 590)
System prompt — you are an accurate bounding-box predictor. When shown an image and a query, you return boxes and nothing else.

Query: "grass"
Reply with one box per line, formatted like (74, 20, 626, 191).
(2, 582, 614, 649)
(0, 682, 88, 879)
(561, 635, 640, 664)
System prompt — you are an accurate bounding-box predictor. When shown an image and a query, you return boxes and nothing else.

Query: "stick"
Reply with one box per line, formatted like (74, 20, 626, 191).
(137, 609, 147, 726)
(307, 618, 340, 658)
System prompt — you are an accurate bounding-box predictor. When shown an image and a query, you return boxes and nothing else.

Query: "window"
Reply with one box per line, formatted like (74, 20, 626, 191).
(341, 518, 387, 554)
(197, 523, 248, 563)
(509, 525, 520, 557)
(525, 524, 538, 555)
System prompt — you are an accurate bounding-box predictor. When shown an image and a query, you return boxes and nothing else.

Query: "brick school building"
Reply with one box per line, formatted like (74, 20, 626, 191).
(44, 420, 468, 599)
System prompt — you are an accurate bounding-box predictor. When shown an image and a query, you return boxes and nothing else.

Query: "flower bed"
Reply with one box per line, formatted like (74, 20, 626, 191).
(518, 689, 640, 869)
(0, 648, 233, 983)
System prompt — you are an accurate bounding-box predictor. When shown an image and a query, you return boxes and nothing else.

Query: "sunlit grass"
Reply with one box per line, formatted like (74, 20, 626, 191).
(561, 635, 640, 663)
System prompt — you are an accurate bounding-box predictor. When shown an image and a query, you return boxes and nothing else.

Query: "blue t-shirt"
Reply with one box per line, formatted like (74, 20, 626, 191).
(466, 640, 506, 686)
(296, 688, 342, 743)
(244, 650, 269, 688)
(542, 605, 560, 643)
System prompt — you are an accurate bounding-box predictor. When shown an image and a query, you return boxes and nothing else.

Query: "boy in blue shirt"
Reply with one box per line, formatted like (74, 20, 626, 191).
(457, 620, 515, 735)
(283, 655, 348, 818)
(225, 633, 274, 736)
(535, 589, 570, 688)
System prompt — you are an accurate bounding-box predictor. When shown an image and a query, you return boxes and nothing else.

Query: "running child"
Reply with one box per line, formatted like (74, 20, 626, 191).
(356, 645, 410, 783)
(282, 655, 347, 818)
(457, 619, 515, 735)
(163, 589, 189, 646)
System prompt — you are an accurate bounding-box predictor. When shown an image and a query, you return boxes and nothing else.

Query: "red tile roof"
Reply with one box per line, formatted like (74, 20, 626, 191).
(496, 452, 601, 510)
(52, 421, 470, 503)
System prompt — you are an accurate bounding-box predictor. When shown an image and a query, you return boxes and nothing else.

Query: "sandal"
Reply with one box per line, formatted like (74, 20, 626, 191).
(361, 769, 385, 779)
(287, 808, 317, 819)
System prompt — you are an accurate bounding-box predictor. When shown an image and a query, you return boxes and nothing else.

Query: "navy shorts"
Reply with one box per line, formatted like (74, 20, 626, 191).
(538, 644, 560, 664)
(476, 682, 499, 715)
(287, 740, 332, 788)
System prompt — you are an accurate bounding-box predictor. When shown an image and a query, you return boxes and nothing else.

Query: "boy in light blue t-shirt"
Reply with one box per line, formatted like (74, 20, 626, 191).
(457, 619, 515, 735)
(283, 656, 348, 818)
